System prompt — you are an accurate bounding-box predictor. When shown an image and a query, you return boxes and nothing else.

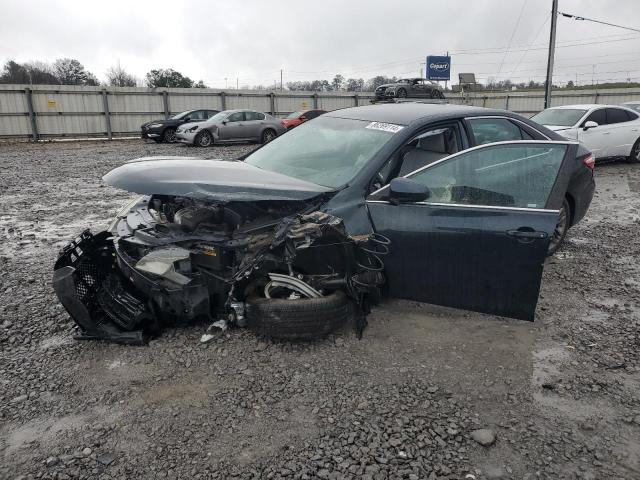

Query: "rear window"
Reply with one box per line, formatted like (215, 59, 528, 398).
(606, 108, 630, 124)
(246, 111, 265, 121)
(468, 118, 533, 145)
(530, 109, 587, 127)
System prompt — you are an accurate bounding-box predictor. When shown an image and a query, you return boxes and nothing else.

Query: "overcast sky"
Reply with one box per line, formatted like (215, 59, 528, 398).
(1, 0, 639, 88)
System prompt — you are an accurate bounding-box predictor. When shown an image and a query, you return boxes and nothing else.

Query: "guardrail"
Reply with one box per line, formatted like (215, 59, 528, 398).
(1, 84, 639, 140)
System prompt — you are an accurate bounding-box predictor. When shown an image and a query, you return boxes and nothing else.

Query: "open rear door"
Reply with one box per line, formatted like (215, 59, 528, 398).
(366, 141, 576, 320)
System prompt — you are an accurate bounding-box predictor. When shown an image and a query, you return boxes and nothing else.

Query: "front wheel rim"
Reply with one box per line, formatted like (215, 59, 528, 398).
(264, 131, 275, 142)
(165, 129, 176, 142)
(398, 89, 407, 98)
(199, 132, 211, 146)
(634, 143, 640, 162)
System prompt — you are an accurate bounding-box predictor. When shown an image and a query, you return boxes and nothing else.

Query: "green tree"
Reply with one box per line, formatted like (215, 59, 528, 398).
(345, 78, 364, 92)
(53, 58, 99, 85)
(331, 74, 345, 91)
(0, 60, 30, 84)
(145, 68, 194, 88)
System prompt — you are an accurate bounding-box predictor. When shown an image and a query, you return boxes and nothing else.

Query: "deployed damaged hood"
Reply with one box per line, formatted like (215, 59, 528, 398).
(103, 157, 333, 202)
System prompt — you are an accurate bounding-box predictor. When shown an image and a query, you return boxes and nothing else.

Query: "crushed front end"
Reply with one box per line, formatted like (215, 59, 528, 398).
(53, 196, 386, 345)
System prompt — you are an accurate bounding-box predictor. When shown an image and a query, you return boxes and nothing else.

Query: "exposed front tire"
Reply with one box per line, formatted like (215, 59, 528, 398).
(629, 138, 640, 163)
(397, 88, 407, 98)
(547, 198, 571, 256)
(195, 130, 213, 147)
(261, 128, 277, 144)
(245, 290, 353, 340)
(163, 127, 177, 143)
(430, 89, 445, 99)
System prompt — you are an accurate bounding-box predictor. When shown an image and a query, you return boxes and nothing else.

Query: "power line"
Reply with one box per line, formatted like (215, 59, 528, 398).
(507, 13, 550, 78)
(497, 0, 529, 74)
(559, 11, 640, 34)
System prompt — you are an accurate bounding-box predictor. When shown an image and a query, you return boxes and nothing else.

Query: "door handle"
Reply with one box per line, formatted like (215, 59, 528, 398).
(507, 229, 548, 240)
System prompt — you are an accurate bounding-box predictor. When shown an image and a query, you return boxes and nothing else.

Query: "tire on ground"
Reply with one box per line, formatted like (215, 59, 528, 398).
(245, 290, 353, 340)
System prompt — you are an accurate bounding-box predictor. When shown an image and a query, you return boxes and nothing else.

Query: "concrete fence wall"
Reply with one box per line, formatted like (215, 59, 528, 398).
(1, 84, 640, 140)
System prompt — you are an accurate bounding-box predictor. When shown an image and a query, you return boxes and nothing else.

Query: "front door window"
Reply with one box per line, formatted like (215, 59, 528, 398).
(407, 143, 567, 209)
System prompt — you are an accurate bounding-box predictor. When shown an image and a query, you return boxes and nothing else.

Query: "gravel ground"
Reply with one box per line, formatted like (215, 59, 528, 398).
(1, 139, 639, 480)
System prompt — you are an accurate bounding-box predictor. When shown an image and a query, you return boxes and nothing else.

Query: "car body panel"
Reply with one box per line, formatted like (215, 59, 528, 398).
(281, 110, 327, 130)
(374, 78, 444, 100)
(53, 104, 596, 346)
(175, 109, 286, 145)
(141, 109, 218, 140)
(366, 140, 577, 320)
(102, 158, 333, 201)
(531, 104, 640, 159)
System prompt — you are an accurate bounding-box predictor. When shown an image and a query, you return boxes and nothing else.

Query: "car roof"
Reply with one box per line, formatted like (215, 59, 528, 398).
(546, 104, 628, 110)
(324, 103, 516, 126)
(623, 101, 640, 105)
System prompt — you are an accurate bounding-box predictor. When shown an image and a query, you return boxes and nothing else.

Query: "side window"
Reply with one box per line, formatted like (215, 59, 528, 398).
(583, 109, 606, 126)
(189, 110, 206, 120)
(468, 118, 531, 145)
(227, 112, 245, 122)
(244, 111, 265, 121)
(305, 111, 319, 119)
(606, 108, 630, 124)
(207, 110, 218, 118)
(406, 143, 567, 209)
(627, 110, 640, 121)
(370, 125, 462, 193)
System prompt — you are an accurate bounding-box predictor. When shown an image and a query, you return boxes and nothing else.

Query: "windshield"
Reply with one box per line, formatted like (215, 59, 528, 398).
(171, 110, 194, 120)
(531, 108, 587, 127)
(286, 111, 303, 119)
(245, 116, 399, 188)
(207, 111, 227, 122)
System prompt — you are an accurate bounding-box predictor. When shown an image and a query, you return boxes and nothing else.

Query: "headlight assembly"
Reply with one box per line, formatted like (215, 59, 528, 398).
(186, 125, 200, 133)
(147, 123, 164, 129)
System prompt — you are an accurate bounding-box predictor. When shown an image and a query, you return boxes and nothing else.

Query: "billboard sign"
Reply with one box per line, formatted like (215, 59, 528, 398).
(426, 55, 451, 81)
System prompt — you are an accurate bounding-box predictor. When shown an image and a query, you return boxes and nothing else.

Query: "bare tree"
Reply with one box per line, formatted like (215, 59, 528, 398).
(106, 62, 137, 87)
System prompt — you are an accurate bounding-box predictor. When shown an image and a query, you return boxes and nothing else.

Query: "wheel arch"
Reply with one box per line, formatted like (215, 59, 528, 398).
(565, 192, 576, 227)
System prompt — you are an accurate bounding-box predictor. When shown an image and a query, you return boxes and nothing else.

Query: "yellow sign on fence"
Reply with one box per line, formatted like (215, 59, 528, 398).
(47, 100, 57, 108)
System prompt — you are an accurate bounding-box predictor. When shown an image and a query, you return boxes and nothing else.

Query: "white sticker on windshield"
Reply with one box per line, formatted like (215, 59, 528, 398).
(365, 122, 404, 133)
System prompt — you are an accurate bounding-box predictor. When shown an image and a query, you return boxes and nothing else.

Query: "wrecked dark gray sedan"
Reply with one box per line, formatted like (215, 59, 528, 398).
(52, 103, 594, 344)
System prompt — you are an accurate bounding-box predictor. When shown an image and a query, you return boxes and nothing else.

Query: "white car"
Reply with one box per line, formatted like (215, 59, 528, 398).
(531, 104, 640, 163)
(623, 101, 640, 114)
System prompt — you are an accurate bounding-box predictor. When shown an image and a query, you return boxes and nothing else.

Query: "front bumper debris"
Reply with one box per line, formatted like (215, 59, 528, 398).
(53, 208, 389, 345)
(175, 131, 197, 144)
(52, 230, 150, 345)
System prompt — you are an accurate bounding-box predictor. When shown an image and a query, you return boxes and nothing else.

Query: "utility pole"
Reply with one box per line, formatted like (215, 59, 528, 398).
(445, 51, 449, 91)
(280, 69, 283, 92)
(544, 0, 558, 109)
(236, 77, 239, 90)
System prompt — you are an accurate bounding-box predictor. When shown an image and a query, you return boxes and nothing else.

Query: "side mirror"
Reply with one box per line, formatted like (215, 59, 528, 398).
(389, 177, 430, 204)
(583, 120, 598, 130)
(183, 117, 191, 122)
(222, 119, 228, 124)
(300, 115, 307, 121)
